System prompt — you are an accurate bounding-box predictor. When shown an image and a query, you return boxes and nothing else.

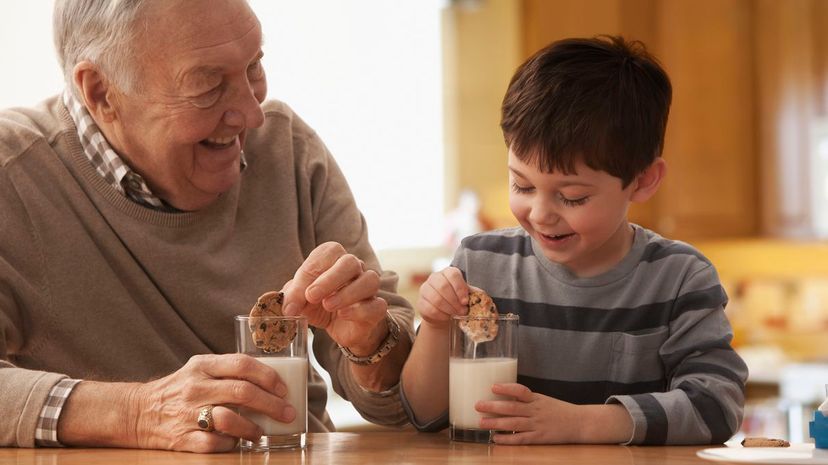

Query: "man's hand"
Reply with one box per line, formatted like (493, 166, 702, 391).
(59, 354, 296, 452)
(282, 242, 388, 355)
(476, 383, 633, 444)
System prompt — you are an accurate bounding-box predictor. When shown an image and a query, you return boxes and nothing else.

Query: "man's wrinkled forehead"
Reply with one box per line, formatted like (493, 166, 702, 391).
(141, 0, 261, 49)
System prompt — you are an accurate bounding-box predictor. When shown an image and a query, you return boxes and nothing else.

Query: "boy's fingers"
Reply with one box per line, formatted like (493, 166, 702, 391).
(444, 268, 470, 305)
(491, 383, 534, 402)
(418, 287, 454, 322)
(480, 416, 531, 433)
(492, 431, 536, 445)
(431, 274, 465, 313)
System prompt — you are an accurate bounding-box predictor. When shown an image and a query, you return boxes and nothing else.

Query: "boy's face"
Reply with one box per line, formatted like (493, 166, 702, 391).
(508, 149, 636, 277)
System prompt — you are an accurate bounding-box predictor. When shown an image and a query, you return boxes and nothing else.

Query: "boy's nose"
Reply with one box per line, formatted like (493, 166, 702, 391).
(528, 197, 560, 224)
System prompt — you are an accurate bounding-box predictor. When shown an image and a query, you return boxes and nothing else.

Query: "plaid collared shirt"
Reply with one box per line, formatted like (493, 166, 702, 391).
(61, 90, 247, 212)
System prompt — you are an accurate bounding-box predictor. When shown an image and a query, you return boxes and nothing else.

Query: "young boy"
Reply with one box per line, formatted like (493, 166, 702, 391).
(400, 36, 747, 445)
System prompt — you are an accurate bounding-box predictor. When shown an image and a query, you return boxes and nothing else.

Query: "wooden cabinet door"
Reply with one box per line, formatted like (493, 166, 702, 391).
(650, 0, 758, 240)
(521, 0, 760, 241)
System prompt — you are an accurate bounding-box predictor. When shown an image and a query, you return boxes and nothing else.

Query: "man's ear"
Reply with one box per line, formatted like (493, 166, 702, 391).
(630, 158, 667, 203)
(73, 61, 118, 123)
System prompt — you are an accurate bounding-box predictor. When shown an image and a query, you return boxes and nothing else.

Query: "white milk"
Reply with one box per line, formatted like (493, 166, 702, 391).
(449, 357, 518, 429)
(240, 357, 308, 435)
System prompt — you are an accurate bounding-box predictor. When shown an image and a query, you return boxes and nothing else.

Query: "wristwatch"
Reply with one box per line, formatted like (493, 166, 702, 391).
(339, 313, 401, 366)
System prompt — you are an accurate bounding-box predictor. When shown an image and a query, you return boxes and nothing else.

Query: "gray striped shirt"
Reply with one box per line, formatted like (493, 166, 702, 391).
(408, 225, 747, 445)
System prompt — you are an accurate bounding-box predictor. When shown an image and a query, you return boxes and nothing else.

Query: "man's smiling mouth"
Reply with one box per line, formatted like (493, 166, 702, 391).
(200, 135, 237, 149)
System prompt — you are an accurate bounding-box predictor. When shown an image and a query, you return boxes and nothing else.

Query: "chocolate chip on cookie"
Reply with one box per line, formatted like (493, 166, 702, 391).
(459, 289, 499, 343)
(248, 291, 297, 353)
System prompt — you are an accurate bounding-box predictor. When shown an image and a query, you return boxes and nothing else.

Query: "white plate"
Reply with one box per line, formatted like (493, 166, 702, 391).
(698, 443, 828, 464)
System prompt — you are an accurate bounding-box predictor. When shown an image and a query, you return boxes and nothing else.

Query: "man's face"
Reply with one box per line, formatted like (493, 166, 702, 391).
(508, 149, 636, 277)
(106, 0, 267, 211)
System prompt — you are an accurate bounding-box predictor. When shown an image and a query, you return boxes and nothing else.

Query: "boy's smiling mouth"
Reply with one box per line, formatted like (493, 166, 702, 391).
(537, 232, 577, 248)
(541, 232, 575, 241)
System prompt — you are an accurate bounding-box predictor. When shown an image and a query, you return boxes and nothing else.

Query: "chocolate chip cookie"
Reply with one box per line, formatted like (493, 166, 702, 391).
(459, 289, 499, 343)
(248, 291, 297, 353)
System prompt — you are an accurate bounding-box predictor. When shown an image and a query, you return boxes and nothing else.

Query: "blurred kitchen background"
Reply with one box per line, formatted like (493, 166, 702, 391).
(3, 0, 828, 441)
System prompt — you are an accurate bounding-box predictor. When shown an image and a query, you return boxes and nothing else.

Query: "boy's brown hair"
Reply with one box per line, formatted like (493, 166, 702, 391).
(500, 35, 672, 187)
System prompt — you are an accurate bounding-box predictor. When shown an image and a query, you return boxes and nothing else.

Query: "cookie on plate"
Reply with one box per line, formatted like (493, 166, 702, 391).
(740, 437, 790, 447)
(248, 291, 297, 353)
(459, 289, 499, 343)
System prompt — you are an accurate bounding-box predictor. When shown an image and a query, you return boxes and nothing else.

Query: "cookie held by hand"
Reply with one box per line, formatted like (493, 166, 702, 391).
(459, 289, 499, 343)
(248, 291, 297, 353)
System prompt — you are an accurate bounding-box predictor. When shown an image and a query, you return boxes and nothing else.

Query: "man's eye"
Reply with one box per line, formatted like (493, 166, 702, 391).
(191, 87, 222, 108)
(248, 60, 264, 80)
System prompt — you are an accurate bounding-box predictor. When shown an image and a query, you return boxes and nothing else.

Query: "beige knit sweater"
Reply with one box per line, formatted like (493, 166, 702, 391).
(0, 97, 414, 447)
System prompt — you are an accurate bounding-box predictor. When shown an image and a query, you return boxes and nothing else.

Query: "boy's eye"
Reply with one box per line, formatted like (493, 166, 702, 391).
(510, 183, 534, 194)
(559, 194, 589, 207)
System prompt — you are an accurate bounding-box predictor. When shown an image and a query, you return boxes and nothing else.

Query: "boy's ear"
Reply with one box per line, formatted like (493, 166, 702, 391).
(630, 158, 667, 203)
(73, 61, 119, 123)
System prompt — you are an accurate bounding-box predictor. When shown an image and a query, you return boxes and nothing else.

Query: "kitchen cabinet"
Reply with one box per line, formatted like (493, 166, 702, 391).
(449, 0, 828, 240)
(522, 0, 758, 241)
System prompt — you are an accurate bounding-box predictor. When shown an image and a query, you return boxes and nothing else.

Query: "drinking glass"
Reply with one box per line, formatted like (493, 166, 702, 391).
(235, 315, 308, 451)
(449, 313, 519, 443)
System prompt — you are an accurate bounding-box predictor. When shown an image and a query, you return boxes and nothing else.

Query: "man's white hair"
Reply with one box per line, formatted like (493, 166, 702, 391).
(53, 0, 151, 97)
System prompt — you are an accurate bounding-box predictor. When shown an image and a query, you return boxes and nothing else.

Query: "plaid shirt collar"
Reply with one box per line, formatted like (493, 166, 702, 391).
(62, 89, 247, 212)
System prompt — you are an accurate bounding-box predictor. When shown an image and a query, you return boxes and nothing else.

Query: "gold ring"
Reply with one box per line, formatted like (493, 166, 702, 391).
(197, 405, 215, 432)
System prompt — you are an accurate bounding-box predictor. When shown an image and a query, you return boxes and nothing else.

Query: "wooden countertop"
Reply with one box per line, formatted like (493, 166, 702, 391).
(3, 431, 720, 464)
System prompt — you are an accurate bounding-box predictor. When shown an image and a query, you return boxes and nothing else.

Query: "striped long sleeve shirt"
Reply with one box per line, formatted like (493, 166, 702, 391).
(408, 225, 747, 445)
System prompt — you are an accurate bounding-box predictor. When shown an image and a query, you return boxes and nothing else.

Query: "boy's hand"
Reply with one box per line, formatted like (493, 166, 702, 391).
(476, 383, 583, 444)
(417, 267, 471, 328)
(476, 383, 633, 444)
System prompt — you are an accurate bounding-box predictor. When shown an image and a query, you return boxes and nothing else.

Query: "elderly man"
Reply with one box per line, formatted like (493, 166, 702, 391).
(0, 0, 413, 453)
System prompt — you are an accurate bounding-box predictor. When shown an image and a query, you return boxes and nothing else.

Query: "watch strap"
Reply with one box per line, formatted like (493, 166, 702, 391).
(338, 312, 401, 365)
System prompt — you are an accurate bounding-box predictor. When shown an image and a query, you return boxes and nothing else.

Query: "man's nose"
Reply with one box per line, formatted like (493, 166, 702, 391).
(222, 81, 265, 129)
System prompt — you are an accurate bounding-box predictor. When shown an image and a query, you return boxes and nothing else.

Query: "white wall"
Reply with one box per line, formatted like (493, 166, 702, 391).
(0, 0, 445, 251)
(0, 2, 64, 107)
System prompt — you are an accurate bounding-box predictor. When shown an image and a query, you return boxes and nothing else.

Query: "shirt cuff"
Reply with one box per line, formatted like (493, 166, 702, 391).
(35, 379, 81, 447)
(399, 378, 448, 432)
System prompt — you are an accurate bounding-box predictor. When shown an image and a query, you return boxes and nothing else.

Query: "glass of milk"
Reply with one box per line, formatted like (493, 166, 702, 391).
(234, 315, 308, 451)
(449, 313, 519, 443)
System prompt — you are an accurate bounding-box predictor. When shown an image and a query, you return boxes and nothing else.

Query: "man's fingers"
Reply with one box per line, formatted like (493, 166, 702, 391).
(332, 297, 387, 324)
(193, 354, 287, 397)
(183, 431, 240, 453)
(195, 379, 295, 423)
(283, 242, 347, 315)
(321, 269, 380, 311)
(209, 405, 263, 441)
(307, 253, 364, 304)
